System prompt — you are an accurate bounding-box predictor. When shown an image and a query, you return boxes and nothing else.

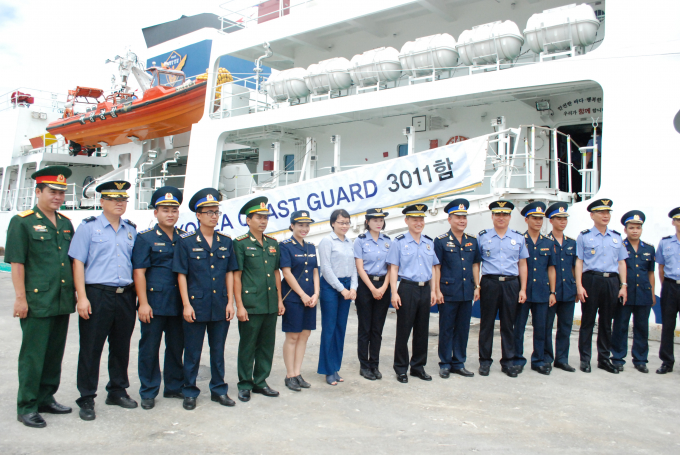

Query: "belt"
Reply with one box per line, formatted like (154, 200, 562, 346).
(585, 271, 619, 278)
(368, 274, 386, 281)
(666, 279, 680, 285)
(400, 279, 430, 287)
(482, 274, 518, 281)
(87, 283, 135, 294)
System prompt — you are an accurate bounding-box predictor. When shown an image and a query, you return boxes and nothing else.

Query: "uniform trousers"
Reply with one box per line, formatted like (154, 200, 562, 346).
(513, 301, 548, 367)
(182, 319, 230, 397)
(237, 313, 277, 390)
(77, 285, 136, 406)
(578, 272, 619, 363)
(479, 276, 519, 368)
(393, 281, 431, 375)
(659, 280, 680, 366)
(544, 300, 576, 364)
(17, 314, 70, 414)
(138, 315, 184, 399)
(612, 304, 651, 366)
(438, 300, 472, 370)
(356, 278, 391, 370)
(317, 276, 351, 376)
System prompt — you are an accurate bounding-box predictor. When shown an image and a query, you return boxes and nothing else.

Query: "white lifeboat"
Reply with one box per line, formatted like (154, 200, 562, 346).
(456, 21, 524, 66)
(304, 58, 353, 95)
(264, 68, 310, 102)
(349, 47, 402, 87)
(399, 33, 459, 78)
(524, 3, 600, 54)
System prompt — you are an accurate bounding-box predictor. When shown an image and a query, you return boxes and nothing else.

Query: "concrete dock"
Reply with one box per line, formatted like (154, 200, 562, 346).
(0, 273, 678, 454)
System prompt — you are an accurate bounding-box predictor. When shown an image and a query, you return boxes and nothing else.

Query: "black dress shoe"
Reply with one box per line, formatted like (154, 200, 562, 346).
(371, 368, 382, 380)
(396, 373, 408, 383)
(105, 395, 138, 409)
(597, 360, 619, 374)
(410, 370, 432, 381)
(479, 365, 490, 376)
(183, 397, 196, 410)
(515, 365, 524, 374)
(580, 361, 591, 373)
(613, 364, 624, 372)
(439, 368, 451, 379)
(501, 366, 518, 378)
(554, 362, 576, 372)
(211, 393, 235, 407)
(656, 364, 673, 374)
(296, 375, 311, 388)
(17, 412, 46, 428)
(79, 402, 96, 421)
(253, 386, 279, 397)
(163, 391, 184, 399)
(635, 364, 649, 373)
(285, 377, 302, 391)
(38, 402, 72, 414)
(452, 368, 475, 377)
(531, 364, 551, 375)
(238, 390, 251, 402)
(141, 398, 155, 410)
(360, 368, 377, 380)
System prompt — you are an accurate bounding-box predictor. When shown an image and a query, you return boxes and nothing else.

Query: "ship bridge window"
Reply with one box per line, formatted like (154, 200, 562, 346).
(149, 68, 186, 88)
(398, 144, 408, 157)
(284, 154, 295, 174)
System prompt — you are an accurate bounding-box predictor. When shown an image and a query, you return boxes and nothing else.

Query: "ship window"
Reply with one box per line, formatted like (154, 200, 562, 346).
(397, 144, 408, 157)
(284, 154, 295, 174)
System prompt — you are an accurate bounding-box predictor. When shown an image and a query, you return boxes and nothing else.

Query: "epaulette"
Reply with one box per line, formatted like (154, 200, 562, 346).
(280, 238, 293, 244)
(176, 228, 186, 235)
(180, 231, 196, 239)
(83, 216, 96, 223)
(264, 233, 276, 240)
(124, 219, 136, 228)
(138, 227, 153, 235)
(423, 235, 432, 241)
(217, 231, 231, 239)
(57, 211, 71, 220)
(478, 229, 487, 236)
(437, 233, 448, 239)
(358, 233, 366, 239)
(465, 232, 476, 238)
(383, 235, 390, 240)
(307, 241, 315, 245)
(581, 229, 590, 235)
(663, 235, 672, 239)
(611, 229, 621, 236)
(511, 229, 521, 234)
(396, 234, 405, 240)
(565, 235, 572, 241)
(236, 234, 249, 241)
(18, 209, 34, 218)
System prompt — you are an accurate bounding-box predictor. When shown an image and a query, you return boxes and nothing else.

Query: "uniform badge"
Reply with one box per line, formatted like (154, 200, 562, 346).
(157, 230, 162, 236)
(385, 243, 390, 248)
(154, 243, 165, 246)
(128, 232, 133, 240)
(219, 247, 228, 251)
(35, 212, 42, 219)
(206, 193, 215, 201)
(643, 252, 651, 256)
(486, 250, 491, 257)
(426, 244, 431, 250)
(33, 225, 48, 232)
(196, 236, 201, 242)
(465, 243, 473, 247)
(591, 249, 596, 255)
(192, 248, 204, 252)
(268, 246, 277, 253)
(613, 239, 618, 244)
(510, 239, 516, 245)
(247, 247, 257, 250)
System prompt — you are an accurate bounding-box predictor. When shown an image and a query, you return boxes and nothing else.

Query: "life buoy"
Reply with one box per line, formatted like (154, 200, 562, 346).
(446, 136, 468, 145)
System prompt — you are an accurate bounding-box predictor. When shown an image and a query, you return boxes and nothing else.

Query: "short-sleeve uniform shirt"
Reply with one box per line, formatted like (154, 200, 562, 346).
(172, 229, 238, 322)
(433, 230, 481, 301)
(478, 228, 530, 276)
(656, 235, 680, 281)
(353, 232, 391, 276)
(386, 232, 439, 282)
(576, 227, 628, 273)
(234, 233, 281, 314)
(279, 238, 317, 304)
(4, 207, 75, 317)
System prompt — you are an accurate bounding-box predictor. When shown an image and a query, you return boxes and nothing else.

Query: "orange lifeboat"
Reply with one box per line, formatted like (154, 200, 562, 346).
(47, 67, 207, 154)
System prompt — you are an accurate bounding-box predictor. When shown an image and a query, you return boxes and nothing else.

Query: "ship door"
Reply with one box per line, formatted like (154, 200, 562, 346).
(556, 123, 603, 202)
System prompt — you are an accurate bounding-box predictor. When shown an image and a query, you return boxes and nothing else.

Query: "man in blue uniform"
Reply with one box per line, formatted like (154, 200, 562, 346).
(611, 210, 655, 373)
(513, 202, 556, 376)
(433, 198, 480, 379)
(575, 198, 628, 374)
(68, 181, 138, 421)
(544, 202, 578, 372)
(478, 200, 529, 378)
(173, 188, 239, 410)
(132, 187, 185, 410)
(655, 207, 680, 375)
(387, 204, 439, 383)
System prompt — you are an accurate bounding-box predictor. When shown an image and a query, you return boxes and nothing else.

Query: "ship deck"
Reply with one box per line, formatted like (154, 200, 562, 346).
(0, 273, 678, 454)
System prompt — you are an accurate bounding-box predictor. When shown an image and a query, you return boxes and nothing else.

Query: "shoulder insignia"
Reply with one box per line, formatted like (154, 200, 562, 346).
(663, 235, 672, 240)
(176, 228, 186, 235)
(124, 219, 136, 228)
(17, 209, 34, 218)
(511, 229, 521, 234)
(264, 233, 276, 240)
(465, 232, 476, 238)
(358, 233, 366, 239)
(478, 229, 487, 236)
(236, 234, 249, 241)
(437, 233, 448, 240)
(138, 227, 153, 235)
(396, 234, 405, 240)
(565, 235, 572, 241)
(280, 238, 292, 245)
(83, 216, 96, 223)
(56, 211, 71, 220)
(180, 231, 196, 239)
(217, 231, 231, 239)
(581, 229, 590, 235)
(383, 235, 390, 240)
(307, 241, 315, 246)
(611, 229, 621, 236)
(423, 235, 432, 241)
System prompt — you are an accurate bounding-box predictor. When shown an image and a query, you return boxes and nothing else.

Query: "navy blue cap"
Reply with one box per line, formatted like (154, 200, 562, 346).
(587, 198, 613, 212)
(402, 204, 428, 217)
(96, 180, 131, 199)
(444, 198, 469, 215)
(189, 188, 220, 213)
(151, 186, 182, 208)
(621, 210, 645, 225)
(546, 202, 569, 218)
(366, 208, 389, 218)
(669, 207, 680, 219)
(521, 201, 546, 218)
(290, 210, 314, 224)
(490, 200, 514, 213)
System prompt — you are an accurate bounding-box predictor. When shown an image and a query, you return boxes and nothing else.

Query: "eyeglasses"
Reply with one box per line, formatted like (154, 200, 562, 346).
(334, 222, 350, 226)
(200, 210, 222, 217)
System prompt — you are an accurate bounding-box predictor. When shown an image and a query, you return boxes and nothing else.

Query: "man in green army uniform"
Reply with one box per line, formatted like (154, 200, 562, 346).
(234, 196, 285, 402)
(5, 166, 76, 428)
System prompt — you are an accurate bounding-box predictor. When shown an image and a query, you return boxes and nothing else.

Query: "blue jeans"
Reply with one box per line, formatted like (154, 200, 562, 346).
(317, 276, 351, 375)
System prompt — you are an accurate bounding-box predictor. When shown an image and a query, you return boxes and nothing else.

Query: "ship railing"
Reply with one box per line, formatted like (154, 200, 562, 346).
(21, 142, 71, 156)
(218, 0, 315, 34)
(0, 88, 68, 114)
(223, 170, 302, 196)
(209, 75, 276, 119)
(135, 175, 186, 210)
